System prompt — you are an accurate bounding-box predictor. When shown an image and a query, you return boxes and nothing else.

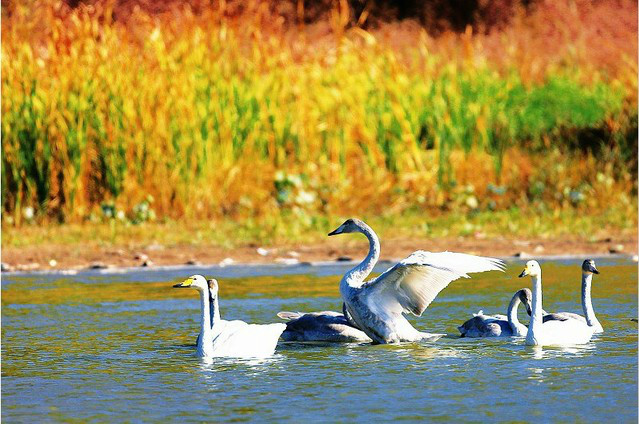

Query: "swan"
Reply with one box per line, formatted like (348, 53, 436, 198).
(519, 261, 594, 346)
(541, 259, 603, 333)
(173, 275, 286, 358)
(277, 303, 372, 343)
(458, 288, 533, 337)
(327, 218, 505, 344)
(194, 278, 218, 346)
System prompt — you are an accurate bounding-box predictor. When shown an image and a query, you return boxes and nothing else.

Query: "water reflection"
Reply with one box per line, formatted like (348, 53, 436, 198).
(528, 343, 597, 360)
(198, 355, 285, 370)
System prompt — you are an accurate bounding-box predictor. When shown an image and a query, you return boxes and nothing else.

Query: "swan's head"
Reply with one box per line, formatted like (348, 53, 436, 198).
(206, 278, 219, 298)
(517, 288, 533, 315)
(518, 260, 541, 278)
(173, 274, 209, 291)
(581, 259, 599, 275)
(328, 218, 365, 236)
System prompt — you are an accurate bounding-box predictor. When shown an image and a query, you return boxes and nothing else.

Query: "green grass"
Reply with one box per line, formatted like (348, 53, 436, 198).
(3, 205, 635, 250)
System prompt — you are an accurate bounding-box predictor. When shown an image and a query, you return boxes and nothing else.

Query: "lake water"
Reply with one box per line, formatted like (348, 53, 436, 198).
(2, 257, 637, 422)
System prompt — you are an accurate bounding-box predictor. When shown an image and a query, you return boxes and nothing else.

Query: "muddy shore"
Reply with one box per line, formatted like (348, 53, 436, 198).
(2, 235, 636, 273)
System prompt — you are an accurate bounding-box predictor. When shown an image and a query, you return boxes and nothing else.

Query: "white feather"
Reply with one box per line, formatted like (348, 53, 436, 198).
(208, 321, 286, 358)
(363, 251, 505, 317)
(528, 318, 594, 346)
(179, 275, 286, 358)
(330, 219, 505, 343)
(522, 261, 594, 346)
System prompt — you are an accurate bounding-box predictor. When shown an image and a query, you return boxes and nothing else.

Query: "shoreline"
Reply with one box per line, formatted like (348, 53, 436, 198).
(2, 253, 635, 277)
(2, 236, 636, 274)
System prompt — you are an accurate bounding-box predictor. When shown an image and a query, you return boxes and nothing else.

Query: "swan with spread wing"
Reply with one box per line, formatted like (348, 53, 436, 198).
(327, 219, 506, 344)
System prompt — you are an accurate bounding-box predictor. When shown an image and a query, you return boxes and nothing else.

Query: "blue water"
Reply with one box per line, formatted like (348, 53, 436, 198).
(2, 258, 637, 422)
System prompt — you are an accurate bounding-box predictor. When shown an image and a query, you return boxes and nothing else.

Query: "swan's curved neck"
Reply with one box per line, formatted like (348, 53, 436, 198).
(581, 273, 601, 329)
(197, 290, 214, 357)
(507, 293, 522, 331)
(209, 290, 221, 328)
(343, 223, 380, 288)
(526, 275, 543, 344)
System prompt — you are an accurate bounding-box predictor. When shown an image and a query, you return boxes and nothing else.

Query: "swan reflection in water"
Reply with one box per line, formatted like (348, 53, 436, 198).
(198, 354, 285, 374)
(532, 344, 596, 359)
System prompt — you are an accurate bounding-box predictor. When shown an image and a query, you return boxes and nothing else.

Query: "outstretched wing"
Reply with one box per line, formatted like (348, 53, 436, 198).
(361, 251, 505, 317)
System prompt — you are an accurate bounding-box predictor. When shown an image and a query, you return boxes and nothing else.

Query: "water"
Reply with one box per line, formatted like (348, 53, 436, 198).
(2, 258, 637, 422)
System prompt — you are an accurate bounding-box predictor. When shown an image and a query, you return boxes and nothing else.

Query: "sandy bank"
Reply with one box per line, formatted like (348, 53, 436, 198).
(2, 235, 636, 273)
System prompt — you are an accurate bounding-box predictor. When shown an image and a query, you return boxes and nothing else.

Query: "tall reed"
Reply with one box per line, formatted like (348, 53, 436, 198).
(1, 1, 635, 224)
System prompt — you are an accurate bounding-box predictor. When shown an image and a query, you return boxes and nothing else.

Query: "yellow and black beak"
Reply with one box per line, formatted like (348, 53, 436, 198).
(518, 268, 529, 278)
(173, 277, 194, 288)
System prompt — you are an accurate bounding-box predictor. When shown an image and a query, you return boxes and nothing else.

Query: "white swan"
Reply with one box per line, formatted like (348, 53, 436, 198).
(327, 218, 505, 344)
(458, 288, 532, 337)
(519, 261, 594, 346)
(173, 275, 286, 358)
(277, 304, 372, 343)
(193, 278, 227, 346)
(541, 259, 603, 333)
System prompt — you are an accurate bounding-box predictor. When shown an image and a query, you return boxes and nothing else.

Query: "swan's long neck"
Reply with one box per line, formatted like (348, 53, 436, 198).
(209, 291, 221, 328)
(526, 275, 543, 345)
(507, 293, 522, 332)
(581, 273, 601, 329)
(197, 290, 214, 357)
(342, 223, 381, 288)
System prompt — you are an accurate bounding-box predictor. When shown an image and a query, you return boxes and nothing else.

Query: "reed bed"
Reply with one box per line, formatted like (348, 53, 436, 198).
(2, 1, 636, 227)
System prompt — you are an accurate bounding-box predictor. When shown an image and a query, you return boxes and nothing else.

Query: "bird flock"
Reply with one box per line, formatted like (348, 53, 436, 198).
(173, 219, 603, 358)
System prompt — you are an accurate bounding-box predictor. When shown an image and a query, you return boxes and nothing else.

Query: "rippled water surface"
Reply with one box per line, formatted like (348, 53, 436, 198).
(2, 258, 637, 422)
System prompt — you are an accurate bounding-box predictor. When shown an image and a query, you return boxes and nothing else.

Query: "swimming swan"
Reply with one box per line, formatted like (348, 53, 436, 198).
(519, 261, 594, 346)
(328, 218, 505, 344)
(173, 275, 286, 358)
(194, 279, 219, 346)
(277, 304, 372, 342)
(458, 288, 533, 337)
(541, 259, 603, 333)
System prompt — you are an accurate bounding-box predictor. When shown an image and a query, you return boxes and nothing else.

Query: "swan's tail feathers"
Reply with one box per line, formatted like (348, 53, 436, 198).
(277, 311, 303, 320)
(473, 310, 484, 317)
(420, 332, 446, 342)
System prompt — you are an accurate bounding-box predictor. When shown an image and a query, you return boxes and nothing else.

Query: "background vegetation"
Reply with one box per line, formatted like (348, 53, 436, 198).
(2, 0, 637, 241)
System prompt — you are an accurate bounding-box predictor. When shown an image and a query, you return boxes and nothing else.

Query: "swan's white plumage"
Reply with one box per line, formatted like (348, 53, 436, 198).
(520, 261, 594, 346)
(207, 320, 286, 358)
(527, 317, 594, 346)
(364, 251, 506, 317)
(175, 275, 285, 358)
(542, 260, 603, 334)
(328, 219, 505, 344)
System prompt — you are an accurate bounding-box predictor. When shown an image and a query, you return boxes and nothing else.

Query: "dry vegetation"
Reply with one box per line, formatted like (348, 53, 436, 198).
(2, 0, 637, 242)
